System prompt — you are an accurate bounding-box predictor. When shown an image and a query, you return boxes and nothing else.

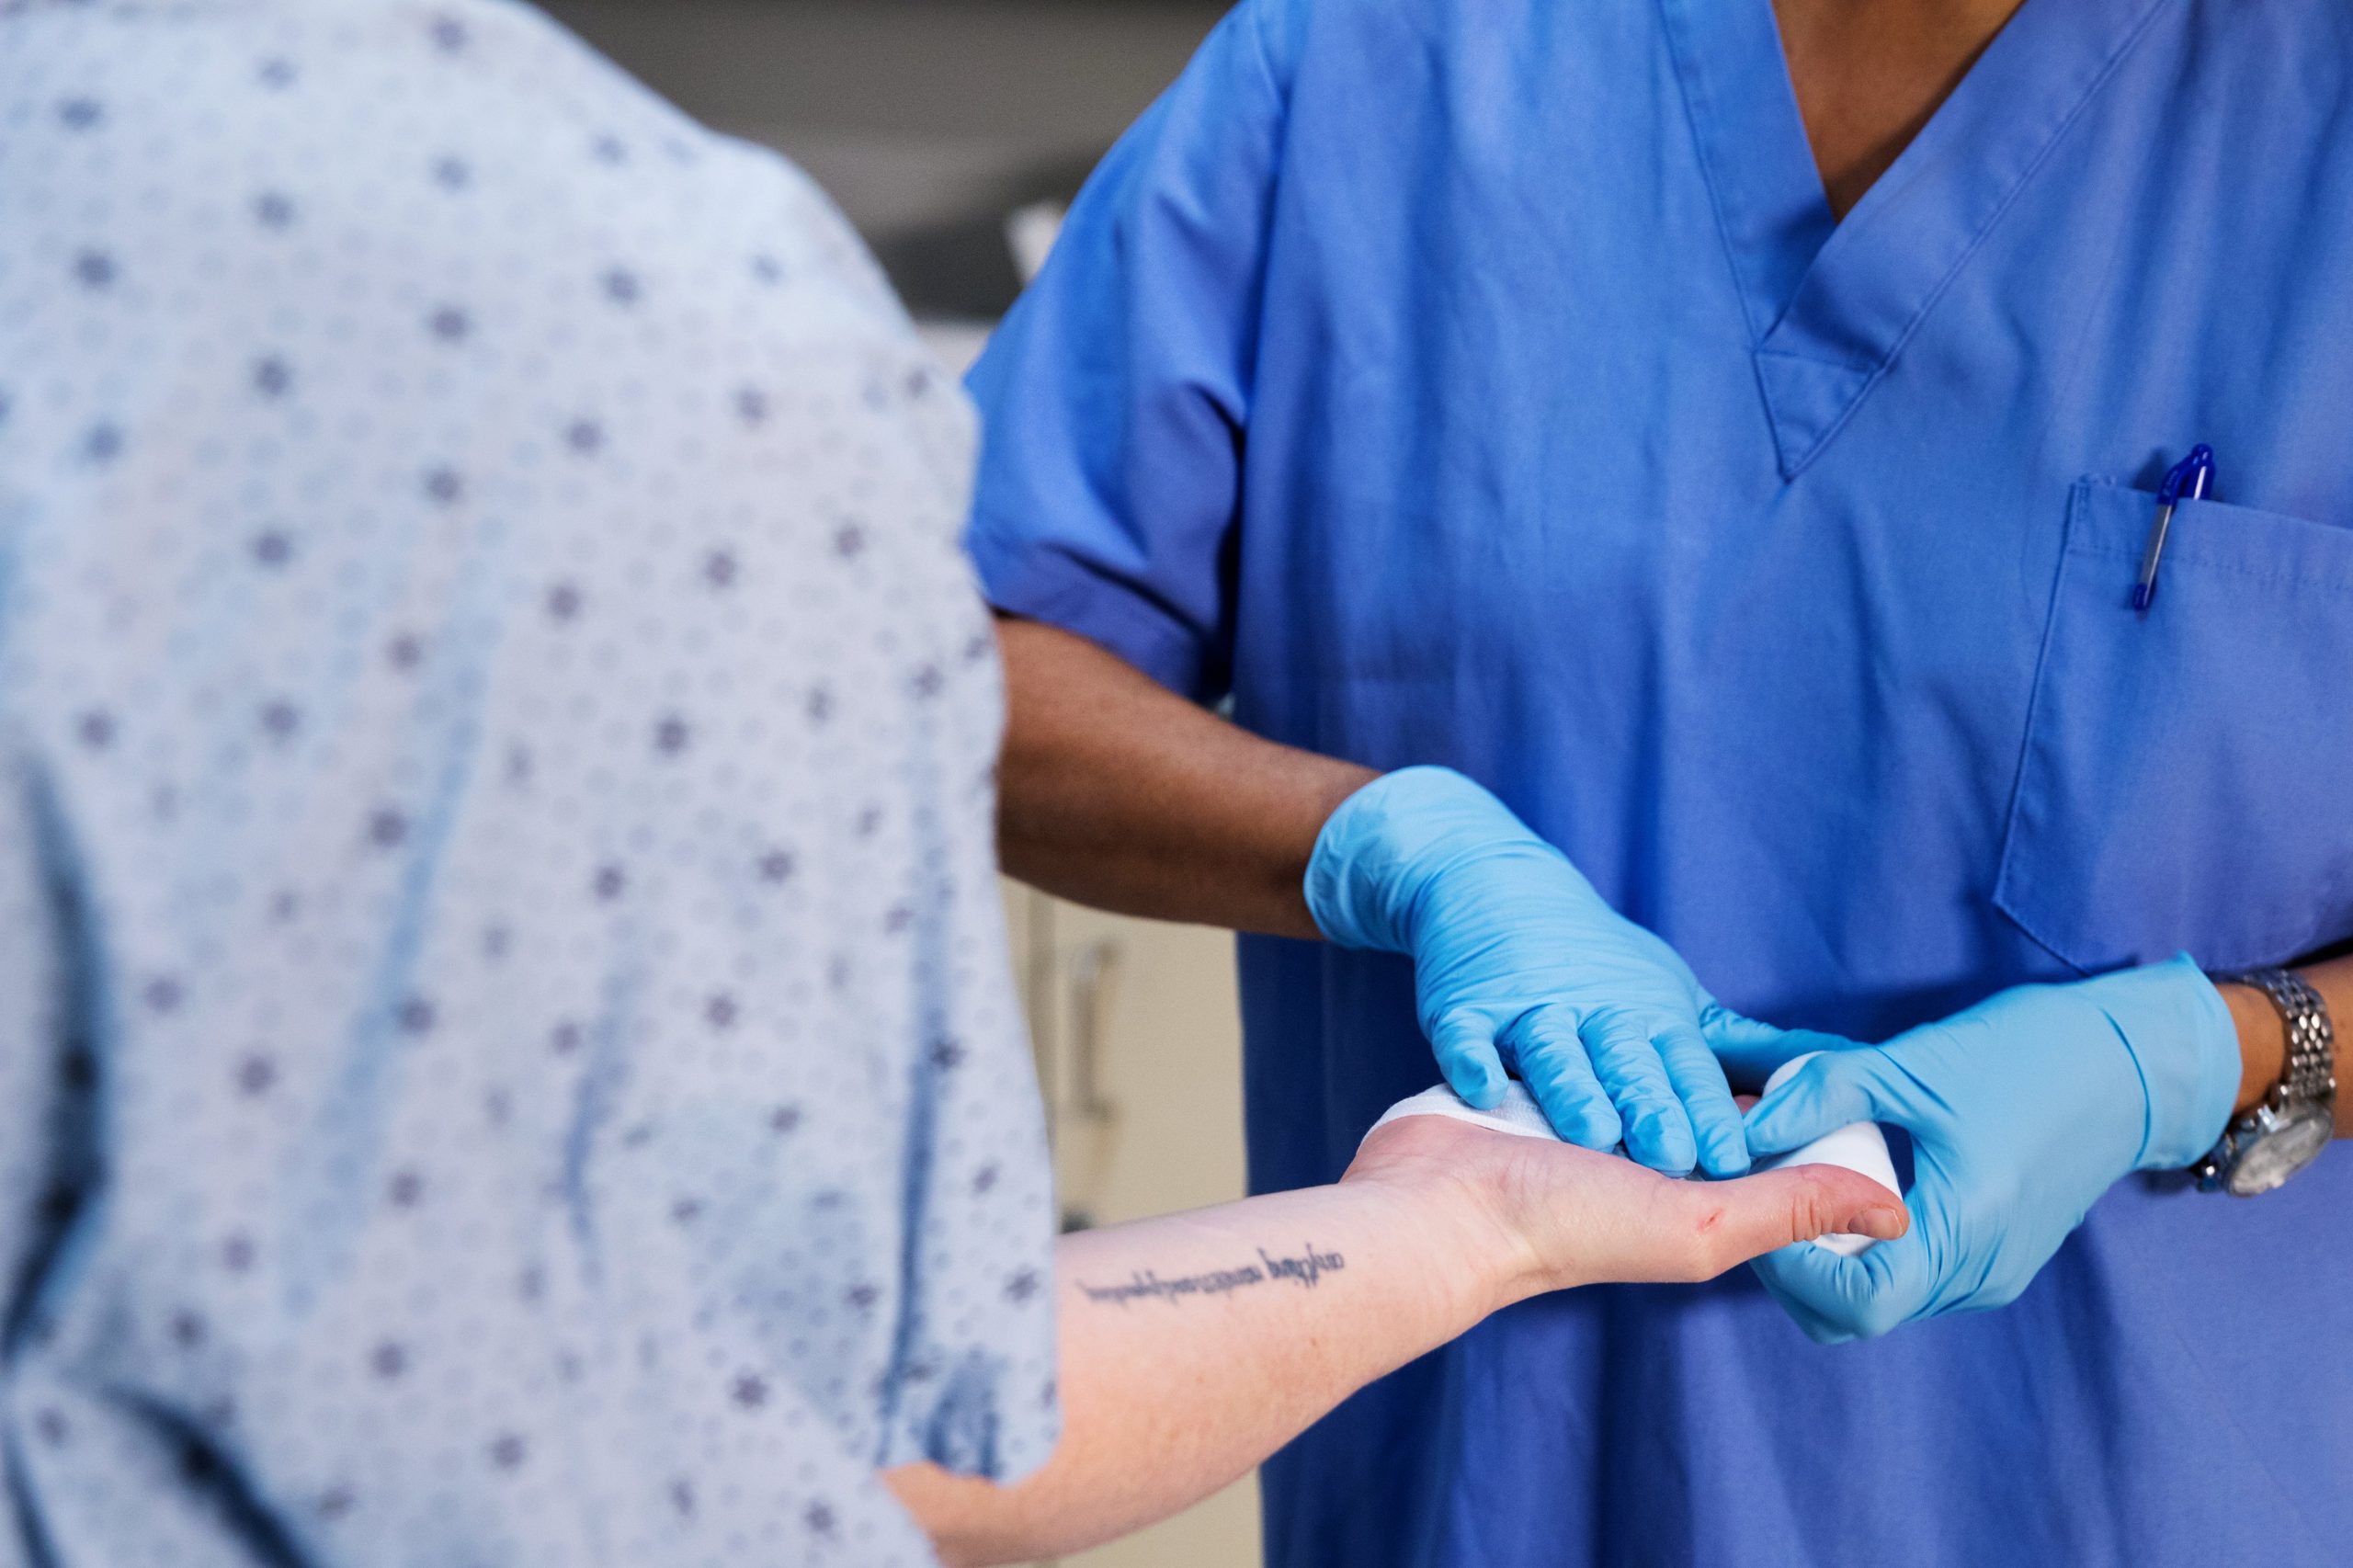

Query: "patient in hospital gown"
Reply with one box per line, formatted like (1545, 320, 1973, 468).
(0, 3, 1056, 1562)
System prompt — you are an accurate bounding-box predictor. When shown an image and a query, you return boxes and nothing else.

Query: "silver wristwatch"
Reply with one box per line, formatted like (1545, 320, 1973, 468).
(2194, 967, 2336, 1197)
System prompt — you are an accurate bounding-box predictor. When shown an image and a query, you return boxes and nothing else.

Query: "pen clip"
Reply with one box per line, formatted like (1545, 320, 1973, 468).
(2131, 443, 2214, 613)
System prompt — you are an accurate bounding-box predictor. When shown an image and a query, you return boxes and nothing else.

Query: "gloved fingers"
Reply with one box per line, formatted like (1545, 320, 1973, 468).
(1747, 1216, 1936, 1345)
(1427, 1009, 1508, 1109)
(1499, 1007, 1623, 1150)
(1697, 1003, 1862, 1094)
(1741, 1047, 1906, 1158)
(1653, 1022, 1751, 1177)
(1578, 1012, 1698, 1176)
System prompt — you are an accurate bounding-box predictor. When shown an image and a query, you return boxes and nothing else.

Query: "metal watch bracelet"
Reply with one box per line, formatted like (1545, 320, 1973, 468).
(2194, 967, 2337, 1194)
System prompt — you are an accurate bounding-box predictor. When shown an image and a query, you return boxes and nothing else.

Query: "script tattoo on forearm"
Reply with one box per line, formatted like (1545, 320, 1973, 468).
(1077, 1243, 1347, 1308)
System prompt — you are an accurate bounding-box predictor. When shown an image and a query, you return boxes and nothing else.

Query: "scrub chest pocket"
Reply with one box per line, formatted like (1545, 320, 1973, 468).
(1995, 478, 2353, 974)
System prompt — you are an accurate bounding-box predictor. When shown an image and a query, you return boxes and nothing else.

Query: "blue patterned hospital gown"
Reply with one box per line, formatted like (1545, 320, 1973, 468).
(0, 3, 1057, 1563)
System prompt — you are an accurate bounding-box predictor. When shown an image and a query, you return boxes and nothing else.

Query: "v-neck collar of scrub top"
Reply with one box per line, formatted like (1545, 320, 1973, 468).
(1662, 0, 2173, 479)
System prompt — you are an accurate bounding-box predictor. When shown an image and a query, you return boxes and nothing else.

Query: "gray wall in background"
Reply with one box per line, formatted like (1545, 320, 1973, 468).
(542, 0, 1223, 242)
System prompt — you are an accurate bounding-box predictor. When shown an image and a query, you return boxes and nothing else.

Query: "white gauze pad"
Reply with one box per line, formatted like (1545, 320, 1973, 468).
(1367, 1080, 1561, 1142)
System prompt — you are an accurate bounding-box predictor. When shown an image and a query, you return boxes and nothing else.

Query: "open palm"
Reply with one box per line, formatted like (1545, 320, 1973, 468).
(1344, 1112, 1907, 1298)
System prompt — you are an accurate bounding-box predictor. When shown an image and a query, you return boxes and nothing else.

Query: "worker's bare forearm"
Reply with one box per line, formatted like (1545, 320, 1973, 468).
(883, 1174, 1498, 1566)
(2218, 951, 2353, 1136)
(995, 615, 1374, 938)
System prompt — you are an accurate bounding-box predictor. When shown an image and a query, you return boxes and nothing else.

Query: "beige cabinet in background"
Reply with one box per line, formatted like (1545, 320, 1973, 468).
(1000, 882, 1264, 1568)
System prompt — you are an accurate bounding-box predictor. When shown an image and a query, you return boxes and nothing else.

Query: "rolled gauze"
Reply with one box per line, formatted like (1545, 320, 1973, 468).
(1756, 1051, 1902, 1256)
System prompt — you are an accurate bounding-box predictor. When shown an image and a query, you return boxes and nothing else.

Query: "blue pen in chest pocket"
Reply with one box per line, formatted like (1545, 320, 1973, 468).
(2131, 443, 2216, 611)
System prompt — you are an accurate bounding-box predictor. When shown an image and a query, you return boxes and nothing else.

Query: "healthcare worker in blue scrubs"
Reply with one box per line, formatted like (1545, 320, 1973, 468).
(963, 0, 2353, 1563)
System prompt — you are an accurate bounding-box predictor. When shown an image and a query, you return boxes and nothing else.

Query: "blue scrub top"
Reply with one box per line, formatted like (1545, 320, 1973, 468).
(967, 0, 2353, 1564)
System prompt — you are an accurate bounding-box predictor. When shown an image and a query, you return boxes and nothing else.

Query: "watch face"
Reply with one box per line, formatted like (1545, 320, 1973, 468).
(2225, 1104, 2336, 1197)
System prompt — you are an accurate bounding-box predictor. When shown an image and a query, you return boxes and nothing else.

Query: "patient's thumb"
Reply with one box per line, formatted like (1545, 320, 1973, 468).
(1693, 1164, 1907, 1276)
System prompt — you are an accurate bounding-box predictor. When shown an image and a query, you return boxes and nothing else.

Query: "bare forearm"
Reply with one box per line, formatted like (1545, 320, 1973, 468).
(881, 1120, 1904, 1565)
(995, 615, 1373, 937)
(2218, 951, 2353, 1136)
(885, 1177, 1498, 1565)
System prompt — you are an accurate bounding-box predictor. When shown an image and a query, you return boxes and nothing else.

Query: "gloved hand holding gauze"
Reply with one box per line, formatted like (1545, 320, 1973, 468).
(1743, 958, 2240, 1342)
(1308, 766, 1755, 1176)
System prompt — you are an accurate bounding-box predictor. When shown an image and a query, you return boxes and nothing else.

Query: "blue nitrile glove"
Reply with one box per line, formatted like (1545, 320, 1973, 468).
(1308, 766, 1776, 1176)
(1742, 955, 2242, 1344)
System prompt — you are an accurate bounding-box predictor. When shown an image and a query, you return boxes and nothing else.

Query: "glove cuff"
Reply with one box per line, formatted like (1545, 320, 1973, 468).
(1304, 767, 1536, 952)
(2093, 954, 2243, 1172)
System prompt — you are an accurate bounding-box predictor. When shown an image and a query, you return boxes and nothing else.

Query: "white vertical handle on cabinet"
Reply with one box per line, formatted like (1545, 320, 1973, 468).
(1057, 938, 1123, 1233)
(1067, 938, 1122, 1127)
